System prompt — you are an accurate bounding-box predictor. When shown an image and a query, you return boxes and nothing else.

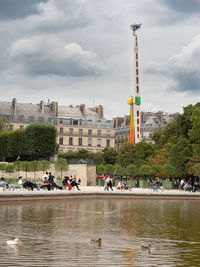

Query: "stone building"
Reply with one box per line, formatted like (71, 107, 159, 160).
(114, 111, 179, 149)
(0, 98, 115, 153)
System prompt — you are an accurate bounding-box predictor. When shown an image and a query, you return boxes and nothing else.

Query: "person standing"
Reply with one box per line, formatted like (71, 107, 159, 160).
(107, 176, 113, 191)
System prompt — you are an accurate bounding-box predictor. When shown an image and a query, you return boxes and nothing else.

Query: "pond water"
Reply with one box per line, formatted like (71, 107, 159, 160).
(0, 198, 200, 267)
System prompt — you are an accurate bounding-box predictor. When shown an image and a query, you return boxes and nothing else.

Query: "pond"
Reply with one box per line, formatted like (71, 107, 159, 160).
(0, 198, 199, 266)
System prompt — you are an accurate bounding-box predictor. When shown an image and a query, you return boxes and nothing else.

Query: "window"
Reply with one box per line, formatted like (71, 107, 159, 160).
(87, 120, 92, 125)
(97, 130, 101, 136)
(60, 128, 64, 134)
(20, 125, 24, 129)
(59, 137, 63, 145)
(97, 139, 101, 147)
(48, 118, 53, 124)
(78, 138, 83, 146)
(63, 119, 72, 125)
(106, 139, 110, 147)
(69, 128, 73, 135)
(149, 133, 152, 138)
(28, 116, 35, 123)
(88, 138, 92, 146)
(38, 116, 44, 123)
(73, 120, 78, 125)
(106, 130, 111, 136)
(79, 129, 83, 135)
(88, 129, 92, 135)
(18, 115, 24, 122)
(69, 137, 73, 146)
(60, 119, 63, 124)
(10, 124, 13, 130)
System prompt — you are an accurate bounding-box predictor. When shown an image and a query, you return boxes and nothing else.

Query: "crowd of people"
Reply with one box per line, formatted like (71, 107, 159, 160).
(15, 173, 81, 191)
(178, 179, 200, 192)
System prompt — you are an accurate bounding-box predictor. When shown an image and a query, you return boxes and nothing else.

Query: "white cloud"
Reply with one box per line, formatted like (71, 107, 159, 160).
(9, 36, 102, 76)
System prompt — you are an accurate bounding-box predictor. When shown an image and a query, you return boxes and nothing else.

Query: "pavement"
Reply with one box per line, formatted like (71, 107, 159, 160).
(0, 186, 200, 201)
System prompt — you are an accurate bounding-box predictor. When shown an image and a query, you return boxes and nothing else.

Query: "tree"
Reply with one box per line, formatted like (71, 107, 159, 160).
(151, 164, 162, 177)
(24, 124, 58, 160)
(0, 131, 9, 157)
(0, 163, 6, 176)
(38, 160, 51, 174)
(114, 164, 125, 176)
(176, 103, 200, 138)
(116, 143, 136, 167)
(148, 145, 169, 166)
(21, 161, 31, 178)
(139, 165, 150, 179)
(54, 158, 68, 178)
(188, 107, 200, 156)
(29, 161, 39, 179)
(152, 121, 180, 148)
(161, 163, 175, 178)
(4, 164, 15, 177)
(0, 117, 10, 132)
(125, 164, 137, 178)
(105, 164, 115, 175)
(168, 137, 192, 178)
(13, 161, 22, 178)
(135, 141, 155, 168)
(102, 148, 118, 165)
(93, 152, 105, 165)
(193, 163, 200, 179)
(97, 164, 106, 175)
(76, 149, 91, 159)
(6, 129, 25, 159)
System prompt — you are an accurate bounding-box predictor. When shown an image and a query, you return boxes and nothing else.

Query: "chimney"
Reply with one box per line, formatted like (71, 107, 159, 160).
(39, 100, 44, 114)
(79, 104, 86, 116)
(12, 98, 17, 116)
(50, 101, 58, 117)
(97, 105, 103, 119)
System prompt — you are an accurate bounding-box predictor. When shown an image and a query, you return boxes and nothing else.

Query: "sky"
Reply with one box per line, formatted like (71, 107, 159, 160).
(0, 0, 200, 119)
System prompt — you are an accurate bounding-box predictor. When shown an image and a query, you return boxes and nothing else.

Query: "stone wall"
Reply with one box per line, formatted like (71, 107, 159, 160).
(2, 163, 96, 186)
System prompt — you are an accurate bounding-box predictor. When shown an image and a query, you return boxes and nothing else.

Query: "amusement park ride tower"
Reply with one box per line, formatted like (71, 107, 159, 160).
(127, 23, 142, 144)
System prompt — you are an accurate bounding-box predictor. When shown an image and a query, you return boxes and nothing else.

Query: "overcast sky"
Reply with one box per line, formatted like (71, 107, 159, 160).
(0, 0, 200, 119)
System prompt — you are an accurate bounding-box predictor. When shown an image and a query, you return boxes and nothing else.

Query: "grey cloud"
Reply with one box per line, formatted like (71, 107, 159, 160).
(169, 35, 200, 92)
(162, 0, 200, 13)
(0, 0, 48, 20)
(9, 36, 102, 77)
(27, 0, 90, 32)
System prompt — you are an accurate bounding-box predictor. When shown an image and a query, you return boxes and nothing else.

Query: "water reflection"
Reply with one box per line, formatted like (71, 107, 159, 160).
(0, 199, 200, 266)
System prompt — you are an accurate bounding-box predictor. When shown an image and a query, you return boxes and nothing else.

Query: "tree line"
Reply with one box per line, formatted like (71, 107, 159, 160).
(0, 124, 58, 161)
(0, 158, 68, 179)
(59, 102, 200, 180)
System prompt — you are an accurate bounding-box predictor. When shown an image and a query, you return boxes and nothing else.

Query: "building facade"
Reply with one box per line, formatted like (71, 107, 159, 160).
(0, 98, 115, 153)
(114, 111, 179, 149)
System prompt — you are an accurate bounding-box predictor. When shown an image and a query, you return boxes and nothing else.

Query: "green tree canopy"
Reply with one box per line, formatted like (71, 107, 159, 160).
(102, 148, 118, 165)
(54, 158, 68, 178)
(116, 143, 136, 167)
(97, 164, 106, 175)
(24, 124, 57, 160)
(125, 164, 137, 177)
(151, 164, 162, 176)
(135, 141, 155, 168)
(38, 160, 51, 174)
(0, 117, 10, 132)
(105, 164, 115, 175)
(139, 165, 150, 178)
(161, 163, 175, 178)
(4, 164, 15, 177)
(167, 137, 192, 178)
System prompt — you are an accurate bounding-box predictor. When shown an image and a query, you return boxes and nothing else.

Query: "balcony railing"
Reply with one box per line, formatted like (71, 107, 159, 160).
(59, 132, 115, 138)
